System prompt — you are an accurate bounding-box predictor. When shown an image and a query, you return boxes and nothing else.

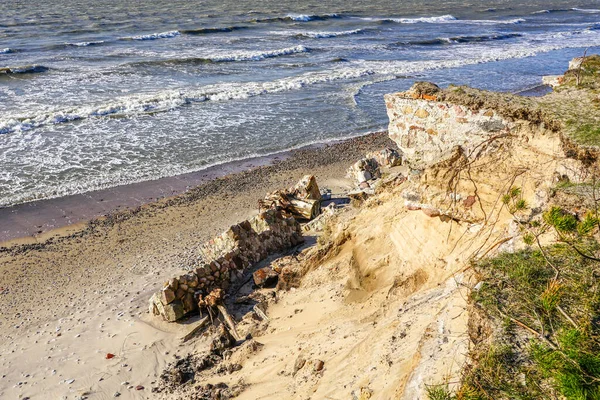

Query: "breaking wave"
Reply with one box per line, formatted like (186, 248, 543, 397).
(253, 13, 340, 23)
(68, 40, 106, 47)
(0, 48, 14, 54)
(531, 9, 569, 14)
(123, 30, 181, 40)
(130, 45, 310, 67)
(387, 15, 457, 23)
(361, 15, 525, 25)
(572, 8, 600, 13)
(295, 29, 364, 38)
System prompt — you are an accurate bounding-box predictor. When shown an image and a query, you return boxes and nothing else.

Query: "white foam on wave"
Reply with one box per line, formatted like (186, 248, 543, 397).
(0, 48, 13, 54)
(70, 40, 105, 47)
(572, 8, 600, 13)
(359, 15, 524, 25)
(297, 29, 363, 38)
(389, 14, 457, 23)
(206, 44, 309, 62)
(125, 30, 181, 40)
(285, 13, 338, 21)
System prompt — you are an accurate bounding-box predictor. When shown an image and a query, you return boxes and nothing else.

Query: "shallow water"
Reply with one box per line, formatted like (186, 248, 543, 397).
(1, 0, 600, 206)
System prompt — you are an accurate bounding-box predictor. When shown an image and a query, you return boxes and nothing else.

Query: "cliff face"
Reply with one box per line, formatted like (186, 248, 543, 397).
(385, 84, 512, 169)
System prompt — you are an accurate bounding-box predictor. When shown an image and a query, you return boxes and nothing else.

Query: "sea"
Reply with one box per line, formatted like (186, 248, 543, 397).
(1, 0, 600, 207)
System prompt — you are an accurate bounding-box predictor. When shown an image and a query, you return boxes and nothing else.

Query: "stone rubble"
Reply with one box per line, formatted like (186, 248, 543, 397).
(259, 175, 322, 220)
(149, 208, 304, 322)
(346, 157, 381, 185)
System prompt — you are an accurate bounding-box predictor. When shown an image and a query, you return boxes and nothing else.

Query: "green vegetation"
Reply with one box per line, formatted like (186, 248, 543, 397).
(427, 182, 600, 400)
(561, 55, 600, 90)
(571, 123, 600, 146)
(461, 243, 600, 399)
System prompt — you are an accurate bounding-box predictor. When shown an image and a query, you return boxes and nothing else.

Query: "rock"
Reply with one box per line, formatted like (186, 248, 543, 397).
(135, 385, 144, 390)
(367, 148, 402, 167)
(293, 175, 322, 201)
(182, 293, 196, 313)
(568, 57, 585, 70)
(463, 195, 476, 208)
(160, 287, 176, 305)
(348, 190, 371, 206)
(151, 208, 303, 322)
(359, 181, 371, 189)
(276, 264, 304, 291)
(314, 360, 324, 372)
(421, 207, 441, 218)
(347, 158, 381, 184)
(542, 75, 563, 88)
(293, 357, 306, 375)
(302, 202, 337, 233)
(163, 301, 184, 322)
(357, 170, 372, 183)
(253, 267, 278, 288)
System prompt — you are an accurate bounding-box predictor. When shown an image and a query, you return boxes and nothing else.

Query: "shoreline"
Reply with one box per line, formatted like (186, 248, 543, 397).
(0, 130, 389, 247)
(0, 127, 394, 340)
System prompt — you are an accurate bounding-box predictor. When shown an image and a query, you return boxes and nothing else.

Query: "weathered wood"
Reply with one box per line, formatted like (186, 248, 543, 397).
(181, 316, 210, 343)
(216, 304, 242, 342)
(253, 304, 269, 321)
(288, 198, 320, 220)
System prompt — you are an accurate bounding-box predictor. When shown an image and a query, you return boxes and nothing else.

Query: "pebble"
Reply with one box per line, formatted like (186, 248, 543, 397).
(113, 392, 121, 397)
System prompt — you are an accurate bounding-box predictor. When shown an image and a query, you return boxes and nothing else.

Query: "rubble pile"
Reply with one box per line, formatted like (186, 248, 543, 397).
(259, 175, 322, 220)
(149, 208, 304, 322)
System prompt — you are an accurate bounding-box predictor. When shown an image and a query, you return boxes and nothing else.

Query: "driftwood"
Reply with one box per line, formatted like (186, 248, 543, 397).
(217, 304, 242, 341)
(253, 304, 270, 321)
(181, 316, 210, 343)
(259, 175, 322, 221)
(288, 198, 320, 220)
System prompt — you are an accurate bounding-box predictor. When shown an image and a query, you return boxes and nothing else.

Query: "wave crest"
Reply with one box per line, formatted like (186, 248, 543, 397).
(572, 8, 600, 13)
(295, 29, 363, 38)
(123, 30, 181, 40)
(253, 13, 340, 23)
(68, 40, 105, 47)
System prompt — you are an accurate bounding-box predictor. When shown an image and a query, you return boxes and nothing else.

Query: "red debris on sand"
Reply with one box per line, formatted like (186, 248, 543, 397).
(105, 353, 115, 359)
(136, 385, 144, 390)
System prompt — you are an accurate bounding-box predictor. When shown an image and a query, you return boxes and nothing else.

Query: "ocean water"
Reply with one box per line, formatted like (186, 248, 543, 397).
(1, 0, 600, 207)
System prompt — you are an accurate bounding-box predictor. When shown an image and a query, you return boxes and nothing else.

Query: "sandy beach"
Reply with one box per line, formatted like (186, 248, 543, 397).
(0, 131, 394, 399)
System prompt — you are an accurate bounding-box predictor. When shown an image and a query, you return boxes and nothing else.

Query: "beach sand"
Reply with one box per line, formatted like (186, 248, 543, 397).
(0, 131, 394, 399)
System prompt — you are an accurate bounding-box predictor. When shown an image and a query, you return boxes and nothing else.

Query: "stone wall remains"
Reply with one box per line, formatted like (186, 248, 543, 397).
(149, 209, 304, 322)
(384, 84, 513, 169)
